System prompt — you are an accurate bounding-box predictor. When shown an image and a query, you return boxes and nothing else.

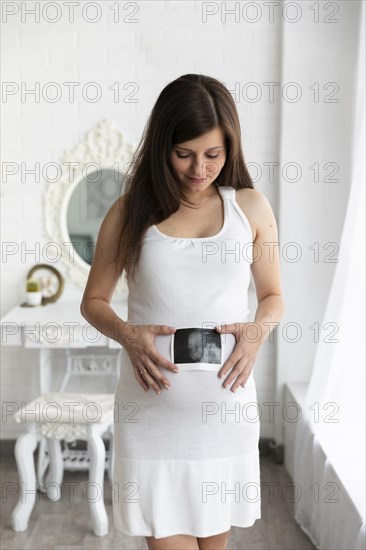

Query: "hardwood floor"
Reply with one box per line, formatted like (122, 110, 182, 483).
(0, 454, 315, 549)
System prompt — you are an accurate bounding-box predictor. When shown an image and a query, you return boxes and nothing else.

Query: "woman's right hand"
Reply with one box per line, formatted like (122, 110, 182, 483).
(121, 324, 179, 394)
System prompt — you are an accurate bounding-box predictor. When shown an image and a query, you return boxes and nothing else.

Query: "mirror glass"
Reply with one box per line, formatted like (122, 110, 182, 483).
(66, 168, 124, 265)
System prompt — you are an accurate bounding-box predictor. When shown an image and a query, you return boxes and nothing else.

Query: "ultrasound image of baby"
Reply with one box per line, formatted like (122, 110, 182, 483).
(173, 328, 222, 365)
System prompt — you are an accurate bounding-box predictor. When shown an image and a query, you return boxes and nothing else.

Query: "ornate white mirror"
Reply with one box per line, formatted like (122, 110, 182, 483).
(45, 119, 135, 295)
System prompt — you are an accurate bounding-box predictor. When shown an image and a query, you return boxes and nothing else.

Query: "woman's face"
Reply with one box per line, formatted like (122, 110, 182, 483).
(170, 126, 226, 194)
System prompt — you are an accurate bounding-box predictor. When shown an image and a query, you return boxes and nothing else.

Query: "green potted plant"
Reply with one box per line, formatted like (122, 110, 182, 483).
(25, 278, 43, 306)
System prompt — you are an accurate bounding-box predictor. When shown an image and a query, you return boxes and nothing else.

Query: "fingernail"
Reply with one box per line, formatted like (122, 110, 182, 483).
(164, 384, 170, 390)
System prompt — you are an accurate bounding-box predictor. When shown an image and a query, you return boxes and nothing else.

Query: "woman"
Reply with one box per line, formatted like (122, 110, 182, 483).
(80, 74, 285, 550)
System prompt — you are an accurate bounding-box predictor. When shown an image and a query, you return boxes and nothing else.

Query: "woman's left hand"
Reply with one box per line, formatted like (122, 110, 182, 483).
(215, 322, 265, 392)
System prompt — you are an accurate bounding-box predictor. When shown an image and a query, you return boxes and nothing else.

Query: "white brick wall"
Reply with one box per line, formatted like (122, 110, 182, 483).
(2, 0, 286, 440)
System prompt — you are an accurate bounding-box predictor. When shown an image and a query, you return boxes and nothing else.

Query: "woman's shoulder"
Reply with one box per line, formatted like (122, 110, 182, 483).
(235, 186, 267, 205)
(98, 194, 127, 237)
(234, 187, 276, 241)
(113, 193, 127, 209)
(109, 193, 127, 219)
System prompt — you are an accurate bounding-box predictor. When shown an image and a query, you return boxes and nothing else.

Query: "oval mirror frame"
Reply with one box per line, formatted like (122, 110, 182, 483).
(44, 118, 135, 295)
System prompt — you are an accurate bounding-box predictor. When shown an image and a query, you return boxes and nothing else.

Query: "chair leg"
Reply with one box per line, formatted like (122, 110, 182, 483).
(36, 436, 49, 493)
(87, 424, 108, 536)
(44, 437, 64, 501)
(107, 427, 114, 490)
(11, 428, 39, 532)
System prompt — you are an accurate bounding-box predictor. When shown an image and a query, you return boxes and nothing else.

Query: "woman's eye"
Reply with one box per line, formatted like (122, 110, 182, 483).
(176, 153, 219, 159)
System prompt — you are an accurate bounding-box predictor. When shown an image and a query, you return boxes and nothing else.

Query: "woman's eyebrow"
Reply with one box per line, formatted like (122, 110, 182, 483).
(174, 146, 224, 151)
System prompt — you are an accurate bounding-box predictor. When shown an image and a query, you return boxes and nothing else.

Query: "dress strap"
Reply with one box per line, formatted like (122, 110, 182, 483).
(217, 185, 236, 200)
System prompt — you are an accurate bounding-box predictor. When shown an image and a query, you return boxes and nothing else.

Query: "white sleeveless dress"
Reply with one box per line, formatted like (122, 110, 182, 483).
(112, 185, 261, 539)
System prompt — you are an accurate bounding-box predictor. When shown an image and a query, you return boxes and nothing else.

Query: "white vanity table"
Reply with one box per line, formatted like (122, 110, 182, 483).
(1, 297, 128, 490)
(1, 299, 127, 392)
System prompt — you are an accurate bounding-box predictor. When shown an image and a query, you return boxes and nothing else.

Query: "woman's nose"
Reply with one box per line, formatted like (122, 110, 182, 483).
(190, 158, 206, 176)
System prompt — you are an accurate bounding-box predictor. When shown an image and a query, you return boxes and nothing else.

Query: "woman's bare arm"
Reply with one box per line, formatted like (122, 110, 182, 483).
(80, 195, 131, 346)
(236, 188, 285, 343)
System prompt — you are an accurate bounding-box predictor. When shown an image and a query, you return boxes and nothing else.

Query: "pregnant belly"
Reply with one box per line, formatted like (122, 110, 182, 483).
(115, 355, 259, 461)
(117, 340, 257, 410)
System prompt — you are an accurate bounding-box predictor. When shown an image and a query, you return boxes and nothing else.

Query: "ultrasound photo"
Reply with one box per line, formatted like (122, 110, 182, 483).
(171, 328, 222, 365)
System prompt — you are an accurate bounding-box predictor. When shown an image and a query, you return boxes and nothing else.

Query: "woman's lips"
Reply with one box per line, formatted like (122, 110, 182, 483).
(187, 176, 206, 183)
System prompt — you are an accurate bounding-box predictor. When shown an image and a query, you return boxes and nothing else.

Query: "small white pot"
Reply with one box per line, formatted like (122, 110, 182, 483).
(25, 291, 43, 306)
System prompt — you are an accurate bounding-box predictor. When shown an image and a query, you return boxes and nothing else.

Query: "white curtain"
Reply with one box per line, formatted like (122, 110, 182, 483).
(293, 5, 365, 550)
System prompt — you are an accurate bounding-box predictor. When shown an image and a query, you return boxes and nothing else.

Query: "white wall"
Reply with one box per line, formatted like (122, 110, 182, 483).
(277, 0, 362, 444)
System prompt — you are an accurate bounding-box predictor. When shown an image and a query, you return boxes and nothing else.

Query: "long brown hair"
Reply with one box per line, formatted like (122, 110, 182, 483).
(117, 73, 254, 283)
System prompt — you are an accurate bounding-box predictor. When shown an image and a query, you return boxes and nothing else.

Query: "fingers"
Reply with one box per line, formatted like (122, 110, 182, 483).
(134, 361, 162, 395)
(155, 324, 177, 334)
(144, 355, 172, 392)
(221, 357, 254, 393)
(134, 355, 172, 395)
(150, 349, 179, 374)
(218, 350, 242, 380)
(128, 324, 180, 395)
(139, 366, 163, 395)
(134, 365, 150, 392)
(215, 322, 240, 334)
(149, 326, 179, 373)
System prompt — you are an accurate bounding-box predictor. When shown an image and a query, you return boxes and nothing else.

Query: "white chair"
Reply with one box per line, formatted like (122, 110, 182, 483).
(11, 349, 120, 537)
